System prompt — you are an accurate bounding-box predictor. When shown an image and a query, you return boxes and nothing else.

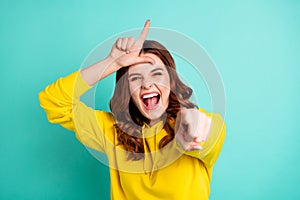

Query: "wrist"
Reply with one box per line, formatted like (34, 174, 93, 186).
(105, 56, 121, 72)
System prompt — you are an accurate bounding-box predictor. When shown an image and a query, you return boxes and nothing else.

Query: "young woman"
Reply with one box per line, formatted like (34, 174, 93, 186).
(39, 20, 226, 199)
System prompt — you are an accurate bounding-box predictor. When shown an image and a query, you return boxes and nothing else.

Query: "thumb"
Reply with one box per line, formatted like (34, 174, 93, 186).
(191, 144, 203, 151)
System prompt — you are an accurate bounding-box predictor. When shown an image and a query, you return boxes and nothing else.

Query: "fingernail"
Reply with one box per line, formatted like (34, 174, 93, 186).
(193, 146, 202, 150)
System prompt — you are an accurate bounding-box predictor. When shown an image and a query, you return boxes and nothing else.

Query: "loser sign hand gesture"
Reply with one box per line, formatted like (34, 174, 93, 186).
(108, 20, 154, 70)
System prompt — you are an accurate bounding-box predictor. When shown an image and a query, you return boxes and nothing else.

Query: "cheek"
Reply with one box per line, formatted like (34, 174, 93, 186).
(129, 81, 140, 96)
(158, 79, 171, 97)
(160, 86, 171, 106)
(162, 74, 171, 88)
(155, 76, 170, 90)
(163, 90, 171, 103)
(128, 82, 137, 101)
(130, 89, 140, 105)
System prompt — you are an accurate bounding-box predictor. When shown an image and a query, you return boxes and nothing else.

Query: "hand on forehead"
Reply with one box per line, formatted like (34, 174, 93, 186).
(128, 53, 163, 71)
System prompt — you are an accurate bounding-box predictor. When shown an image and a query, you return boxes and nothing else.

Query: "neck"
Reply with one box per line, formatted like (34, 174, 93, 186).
(148, 114, 167, 127)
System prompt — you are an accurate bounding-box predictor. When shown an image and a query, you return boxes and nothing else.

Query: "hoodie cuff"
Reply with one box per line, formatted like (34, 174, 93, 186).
(60, 70, 92, 98)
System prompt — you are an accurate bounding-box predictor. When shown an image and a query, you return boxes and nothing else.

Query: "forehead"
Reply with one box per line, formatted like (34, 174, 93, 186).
(128, 53, 165, 74)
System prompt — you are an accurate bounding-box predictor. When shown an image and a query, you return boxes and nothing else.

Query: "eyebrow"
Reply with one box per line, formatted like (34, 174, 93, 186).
(151, 68, 164, 73)
(128, 67, 164, 78)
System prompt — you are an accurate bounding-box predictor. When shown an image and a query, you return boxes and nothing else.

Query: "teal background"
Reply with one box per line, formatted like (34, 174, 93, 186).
(1, 0, 299, 199)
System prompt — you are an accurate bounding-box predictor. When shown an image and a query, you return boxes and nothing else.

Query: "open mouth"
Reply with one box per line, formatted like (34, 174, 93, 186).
(141, 92, 161, 110)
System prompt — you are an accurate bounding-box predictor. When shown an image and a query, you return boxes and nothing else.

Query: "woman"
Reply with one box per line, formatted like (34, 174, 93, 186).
(39, 20, 226, 199)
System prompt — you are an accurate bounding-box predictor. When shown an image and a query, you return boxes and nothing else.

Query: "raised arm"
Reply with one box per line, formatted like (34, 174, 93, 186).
(38, 20, 153, 152)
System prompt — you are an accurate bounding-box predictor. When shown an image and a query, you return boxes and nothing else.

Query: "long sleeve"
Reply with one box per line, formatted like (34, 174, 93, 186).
(38, 71, 115, 153)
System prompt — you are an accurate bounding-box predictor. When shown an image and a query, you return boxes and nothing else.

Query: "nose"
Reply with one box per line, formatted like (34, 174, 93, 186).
(141, 81, 153, 89)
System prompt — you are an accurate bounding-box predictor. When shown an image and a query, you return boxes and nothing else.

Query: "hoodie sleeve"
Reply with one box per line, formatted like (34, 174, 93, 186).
(38, 71, 115, 153)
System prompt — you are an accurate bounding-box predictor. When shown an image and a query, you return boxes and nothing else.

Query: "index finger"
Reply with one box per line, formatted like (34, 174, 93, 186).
(137, 19, 150, 43)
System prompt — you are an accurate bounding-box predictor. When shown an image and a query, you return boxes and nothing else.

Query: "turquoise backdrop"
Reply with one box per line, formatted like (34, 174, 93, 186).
(1, 0, 299, 199)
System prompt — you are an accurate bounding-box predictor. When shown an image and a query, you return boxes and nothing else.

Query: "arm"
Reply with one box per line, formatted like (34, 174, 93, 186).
(38, 70, 113, 152)
(38, 20, 153, 151)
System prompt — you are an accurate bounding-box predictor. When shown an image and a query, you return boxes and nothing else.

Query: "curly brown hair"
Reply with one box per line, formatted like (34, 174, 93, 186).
(110, 40, 196, 160)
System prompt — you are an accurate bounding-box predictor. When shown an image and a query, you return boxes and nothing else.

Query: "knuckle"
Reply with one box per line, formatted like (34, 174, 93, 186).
(199, 111, 205, 118)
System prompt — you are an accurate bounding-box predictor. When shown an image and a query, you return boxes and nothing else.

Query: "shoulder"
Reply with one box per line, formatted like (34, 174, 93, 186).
(95, 110, 116, 123)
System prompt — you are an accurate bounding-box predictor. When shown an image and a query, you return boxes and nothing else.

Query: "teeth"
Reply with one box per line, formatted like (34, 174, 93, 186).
(142, 93, 158, 99)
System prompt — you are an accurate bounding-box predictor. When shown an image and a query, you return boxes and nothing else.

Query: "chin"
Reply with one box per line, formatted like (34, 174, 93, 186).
(139, 104, 167, 123)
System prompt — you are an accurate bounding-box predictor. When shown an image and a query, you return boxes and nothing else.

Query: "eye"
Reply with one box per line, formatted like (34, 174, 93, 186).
(130, 76, 141, 82)
(153, 72, 162, 76)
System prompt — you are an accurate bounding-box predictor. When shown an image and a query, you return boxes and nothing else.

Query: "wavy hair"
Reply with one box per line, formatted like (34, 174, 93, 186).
(110, 40, 196, 160)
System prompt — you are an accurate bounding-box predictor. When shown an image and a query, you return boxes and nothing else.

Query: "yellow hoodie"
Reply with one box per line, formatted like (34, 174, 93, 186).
(38, 70, 226, 200)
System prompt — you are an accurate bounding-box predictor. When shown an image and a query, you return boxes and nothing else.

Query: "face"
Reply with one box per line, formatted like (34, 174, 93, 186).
(128, 53, 171, 125)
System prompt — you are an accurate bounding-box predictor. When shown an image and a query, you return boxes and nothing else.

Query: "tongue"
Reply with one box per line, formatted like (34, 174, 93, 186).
(144, 96, 159, 109)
